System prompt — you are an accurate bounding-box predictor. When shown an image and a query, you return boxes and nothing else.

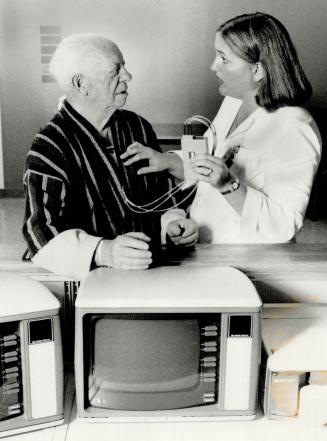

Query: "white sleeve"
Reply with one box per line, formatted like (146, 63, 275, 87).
(240, 121, 321, 242)
(32, 229, 103, 280)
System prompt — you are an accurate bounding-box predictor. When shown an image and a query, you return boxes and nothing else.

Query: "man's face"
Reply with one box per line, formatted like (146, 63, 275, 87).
(87, 44, 132, 111)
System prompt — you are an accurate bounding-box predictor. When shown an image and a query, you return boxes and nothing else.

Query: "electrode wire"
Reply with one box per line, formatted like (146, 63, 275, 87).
(123, 114, 215, 214)
(123, 179, 186, 210)
(122, 180, 197, 212)
(122, 181, 198, 213)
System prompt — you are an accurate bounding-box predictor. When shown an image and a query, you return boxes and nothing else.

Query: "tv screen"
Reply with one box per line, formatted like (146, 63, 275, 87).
(84, 314, 220, 411)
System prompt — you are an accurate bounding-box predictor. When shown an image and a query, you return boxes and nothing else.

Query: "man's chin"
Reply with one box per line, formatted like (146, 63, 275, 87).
(114, 94, 128, 108)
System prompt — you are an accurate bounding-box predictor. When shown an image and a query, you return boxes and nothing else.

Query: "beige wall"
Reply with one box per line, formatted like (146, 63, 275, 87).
(1, 0, 327, 189)
(0, 97, 4, 189)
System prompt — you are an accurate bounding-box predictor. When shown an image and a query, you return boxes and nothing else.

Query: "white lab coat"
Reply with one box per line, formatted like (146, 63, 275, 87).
(181, 96, 322, 243)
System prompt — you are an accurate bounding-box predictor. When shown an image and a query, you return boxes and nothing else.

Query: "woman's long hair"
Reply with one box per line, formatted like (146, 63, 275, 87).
(218, 12, 312, 111)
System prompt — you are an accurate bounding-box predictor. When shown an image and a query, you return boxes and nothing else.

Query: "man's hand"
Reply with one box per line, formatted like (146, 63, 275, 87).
(121, 142, 168, 175)
(166, 219, 198, 246)
(101, 232, 152, 270)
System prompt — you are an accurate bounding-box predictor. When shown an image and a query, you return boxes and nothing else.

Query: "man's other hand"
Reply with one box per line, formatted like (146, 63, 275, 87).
(101, 232, 152, 270)
(166, 219, 198, 246)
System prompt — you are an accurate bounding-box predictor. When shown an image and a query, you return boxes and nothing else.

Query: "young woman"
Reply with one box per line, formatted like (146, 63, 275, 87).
(121, 12, 321, 243)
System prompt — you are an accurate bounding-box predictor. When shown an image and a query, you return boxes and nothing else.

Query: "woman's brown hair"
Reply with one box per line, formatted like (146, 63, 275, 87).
(218, 12, 312, 111)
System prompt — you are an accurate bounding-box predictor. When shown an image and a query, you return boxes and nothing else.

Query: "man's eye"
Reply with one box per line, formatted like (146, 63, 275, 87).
(108, 66, 119, 76)
(221, 56, 228, 64)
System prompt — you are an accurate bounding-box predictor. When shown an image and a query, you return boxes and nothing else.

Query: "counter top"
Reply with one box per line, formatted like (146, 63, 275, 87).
(155, 243, 327, 281)
(2, 241, 327, 282)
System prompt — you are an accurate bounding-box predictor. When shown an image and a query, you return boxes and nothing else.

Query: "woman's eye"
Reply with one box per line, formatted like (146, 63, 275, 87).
(215, 53, 228, 64)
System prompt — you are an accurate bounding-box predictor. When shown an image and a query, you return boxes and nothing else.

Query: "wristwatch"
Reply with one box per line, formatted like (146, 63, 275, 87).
(220, 177, 240, 195)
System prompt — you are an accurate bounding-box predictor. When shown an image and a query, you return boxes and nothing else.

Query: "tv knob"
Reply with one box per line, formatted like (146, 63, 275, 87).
(3, 335, 17, 342)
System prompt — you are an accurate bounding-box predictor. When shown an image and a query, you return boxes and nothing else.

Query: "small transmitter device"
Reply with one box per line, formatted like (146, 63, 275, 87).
(181, 115, 217, 182)
(181, 135, 208, 181)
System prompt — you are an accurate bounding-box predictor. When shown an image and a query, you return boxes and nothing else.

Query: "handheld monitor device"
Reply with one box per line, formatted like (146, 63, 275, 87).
(0, 274, 64, 438)
(75, 266, 262, 422)
(181, 115, 217, 182)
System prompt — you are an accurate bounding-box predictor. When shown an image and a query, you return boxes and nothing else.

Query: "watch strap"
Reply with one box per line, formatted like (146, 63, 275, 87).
(220, 177, 240, 195)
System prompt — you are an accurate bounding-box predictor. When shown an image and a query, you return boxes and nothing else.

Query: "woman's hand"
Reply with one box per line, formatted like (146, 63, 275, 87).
(101, 232, 152, 270)
(121, 142, 168, 175)
(190, 153, 231, 189)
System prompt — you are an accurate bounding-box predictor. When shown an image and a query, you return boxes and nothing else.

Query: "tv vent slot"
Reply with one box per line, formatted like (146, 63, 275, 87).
(0, 322, 23, 421)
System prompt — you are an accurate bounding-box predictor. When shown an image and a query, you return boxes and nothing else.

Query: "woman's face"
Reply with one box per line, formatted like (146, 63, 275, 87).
(211, 32, 259, 101)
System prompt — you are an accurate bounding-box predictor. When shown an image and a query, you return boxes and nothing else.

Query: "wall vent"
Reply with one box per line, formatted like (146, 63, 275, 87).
(40, 26, 62, 83)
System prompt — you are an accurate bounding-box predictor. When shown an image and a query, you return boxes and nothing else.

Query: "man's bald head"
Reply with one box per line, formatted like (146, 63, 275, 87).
(49, 33, 123, 93)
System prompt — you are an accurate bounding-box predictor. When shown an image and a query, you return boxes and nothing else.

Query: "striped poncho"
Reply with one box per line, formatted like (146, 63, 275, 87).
(23, 100, 178, 259)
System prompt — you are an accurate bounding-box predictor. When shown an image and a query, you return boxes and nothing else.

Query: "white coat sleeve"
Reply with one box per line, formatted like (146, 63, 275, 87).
(240, 120, 321, 242)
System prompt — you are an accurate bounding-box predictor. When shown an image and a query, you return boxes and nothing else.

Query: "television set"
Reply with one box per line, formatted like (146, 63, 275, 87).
(0, 274, 64, 437)
(75, 266, 262, 421)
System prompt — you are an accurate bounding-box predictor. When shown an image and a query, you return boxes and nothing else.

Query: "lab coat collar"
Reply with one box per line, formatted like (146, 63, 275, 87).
(227, 100, 265, 140)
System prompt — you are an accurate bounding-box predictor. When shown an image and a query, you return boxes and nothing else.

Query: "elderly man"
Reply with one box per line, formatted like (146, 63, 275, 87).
(23, 34, 197, 279)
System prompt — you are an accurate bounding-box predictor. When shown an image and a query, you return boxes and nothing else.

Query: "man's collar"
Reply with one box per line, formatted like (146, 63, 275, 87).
(60, 99, 120, 134)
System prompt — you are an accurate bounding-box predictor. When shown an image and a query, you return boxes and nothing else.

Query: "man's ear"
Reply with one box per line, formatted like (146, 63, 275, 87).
(253, 62, 264, 83)
(72, 73, 88, 96)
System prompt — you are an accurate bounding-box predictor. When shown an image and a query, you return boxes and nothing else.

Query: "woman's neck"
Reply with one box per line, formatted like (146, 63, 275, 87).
(228, 97, 259, 136)
(236, 98, 259, 126)
(240, 94, 259, 116)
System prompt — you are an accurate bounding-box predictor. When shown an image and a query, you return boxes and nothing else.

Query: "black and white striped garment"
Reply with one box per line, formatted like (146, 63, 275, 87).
(23, 100, 179, 259)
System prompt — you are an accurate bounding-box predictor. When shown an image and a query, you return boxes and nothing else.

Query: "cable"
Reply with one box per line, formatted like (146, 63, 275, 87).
(183, 115, 217, 155)
(122, 113, 216, 214)
(122, 181, 198, 213)
(123, 184, 197, 213)
(123, 180, 186, 210)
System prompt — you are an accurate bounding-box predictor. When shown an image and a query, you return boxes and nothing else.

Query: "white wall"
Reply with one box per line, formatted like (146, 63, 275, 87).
(0, 101, 4, 189)
(0, 11, 6, 189)
(1, 0, 327, 189)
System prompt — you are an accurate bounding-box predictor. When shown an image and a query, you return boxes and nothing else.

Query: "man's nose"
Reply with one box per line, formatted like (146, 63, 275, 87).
(120, 67, 132, 81)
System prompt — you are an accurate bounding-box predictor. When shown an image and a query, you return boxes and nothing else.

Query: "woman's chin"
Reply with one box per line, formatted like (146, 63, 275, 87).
(218, 85, 227, 96)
